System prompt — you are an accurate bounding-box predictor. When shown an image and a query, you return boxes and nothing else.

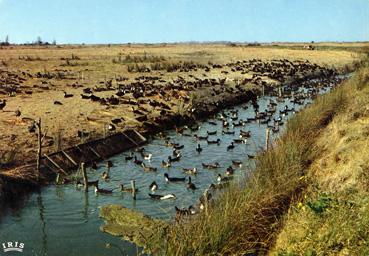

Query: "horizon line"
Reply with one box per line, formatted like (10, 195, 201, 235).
(3, 40, 369, 46)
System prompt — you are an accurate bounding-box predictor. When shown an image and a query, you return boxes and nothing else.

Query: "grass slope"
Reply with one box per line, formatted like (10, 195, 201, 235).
(272, 64, 369, 255)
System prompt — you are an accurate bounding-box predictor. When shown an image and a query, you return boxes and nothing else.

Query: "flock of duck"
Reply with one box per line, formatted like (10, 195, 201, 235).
(43, 59, 336, 136)
(0, 59, 344, 220)
(65, 74, 345, 220)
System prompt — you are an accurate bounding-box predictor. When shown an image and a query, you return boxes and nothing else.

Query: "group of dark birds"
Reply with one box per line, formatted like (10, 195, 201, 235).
(38, 58, 338, 139)
(0, 58, 345, 220)
(62, 74, 347, 220)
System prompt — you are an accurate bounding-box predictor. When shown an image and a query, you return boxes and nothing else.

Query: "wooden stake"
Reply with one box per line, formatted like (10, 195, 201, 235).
(265, 128, 270, 150)
(81, 162, 88, 192)
(204, 189, 209, 216)
(262, 84, 265, 96)
(131, 180, 136, 200)
(36, 118, 42, 178)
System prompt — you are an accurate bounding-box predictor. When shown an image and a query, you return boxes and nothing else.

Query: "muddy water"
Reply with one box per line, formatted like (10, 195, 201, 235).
(0, 80, 339, 256)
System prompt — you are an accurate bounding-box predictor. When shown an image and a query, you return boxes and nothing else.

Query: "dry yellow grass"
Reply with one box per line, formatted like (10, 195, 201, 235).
(271, 65, 369, 256)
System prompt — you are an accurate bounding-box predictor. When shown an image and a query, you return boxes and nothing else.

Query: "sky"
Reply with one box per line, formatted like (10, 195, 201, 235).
(0, 0, 368, 44)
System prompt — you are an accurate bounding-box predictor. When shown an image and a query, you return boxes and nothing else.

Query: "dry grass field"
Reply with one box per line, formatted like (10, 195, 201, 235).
(0, 43, 366, 168)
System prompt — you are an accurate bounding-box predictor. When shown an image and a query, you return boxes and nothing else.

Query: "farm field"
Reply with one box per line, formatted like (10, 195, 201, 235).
(0, 43, 365, 170)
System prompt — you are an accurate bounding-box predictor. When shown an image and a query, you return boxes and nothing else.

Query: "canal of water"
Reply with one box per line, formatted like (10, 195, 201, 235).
(0, 77, 343, 256)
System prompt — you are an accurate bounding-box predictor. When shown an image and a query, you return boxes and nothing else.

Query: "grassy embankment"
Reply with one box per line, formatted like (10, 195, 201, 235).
(158, 61, 369, 255)
(272, 64, 369, 255)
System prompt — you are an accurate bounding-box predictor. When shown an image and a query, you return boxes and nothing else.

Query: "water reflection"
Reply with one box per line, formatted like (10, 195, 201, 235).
(37, 192, 47, 255)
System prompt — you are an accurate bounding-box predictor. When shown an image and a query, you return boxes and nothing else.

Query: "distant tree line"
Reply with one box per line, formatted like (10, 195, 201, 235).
(0, 35, 57, 46)
(0, 35, 10, 46)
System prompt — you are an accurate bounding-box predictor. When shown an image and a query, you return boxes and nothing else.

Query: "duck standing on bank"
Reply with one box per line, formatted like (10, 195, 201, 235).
(0, 99, 6, 111)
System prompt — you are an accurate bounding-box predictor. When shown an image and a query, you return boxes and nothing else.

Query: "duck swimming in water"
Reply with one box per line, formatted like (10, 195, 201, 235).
(187, 177, 197, 190)
(164, 173, 186, 182)
(172, 149, 181, 157)
(222, 130, 235, 135)
(94, 184, 113, 194)
(196, 144, 202, 153)
(143, 153, 152, 161)
(207, 138, 221, 145)
(202, 162, 220, 169)
(161, 160, 171, 168)
(232, 160, 242, 167)
(207, 130, 217, 135)
(194, 134, 208, 141)
(120, 184, 139, 193)
(133, 156, 143, 165)
(240, 130, 251, 138)
(174, 144, 184, 150)
(165, 140, 179, 147)
(217, 174, 232, 183)
(141, 162, 157, 172)
(183, 167, 198, 175)
(101, 171, 110, 180)
(76, 180, 99, 187)
(125, 152, 134, 161)
(149, 181, 158, 191)
(226, 166, 235, 176)
(168, 155, 181, 163)
(227, 142, 235, 151)
(148, 193, 176, 200)
(234, 138, 247, 144)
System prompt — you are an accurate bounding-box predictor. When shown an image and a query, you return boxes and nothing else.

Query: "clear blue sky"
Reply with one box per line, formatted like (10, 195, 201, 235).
(0, 0, 368, 44)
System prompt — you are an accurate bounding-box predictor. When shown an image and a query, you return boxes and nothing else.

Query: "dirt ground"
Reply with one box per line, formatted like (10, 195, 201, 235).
(0, 43, 366, 169)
